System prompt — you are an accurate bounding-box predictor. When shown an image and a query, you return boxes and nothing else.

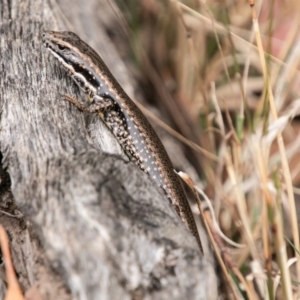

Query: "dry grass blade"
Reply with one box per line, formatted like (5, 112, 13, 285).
(135, 101, 219, 161)
(0, 225, 25, 300)
(249, 1, 297, 299)
(179, 172, 242, 300)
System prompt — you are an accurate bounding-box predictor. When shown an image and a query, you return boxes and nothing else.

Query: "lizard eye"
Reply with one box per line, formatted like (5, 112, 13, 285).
(57, 44, 67, 51)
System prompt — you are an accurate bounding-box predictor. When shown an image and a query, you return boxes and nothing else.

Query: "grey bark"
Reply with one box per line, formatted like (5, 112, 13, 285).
(0, 0, 218, 299)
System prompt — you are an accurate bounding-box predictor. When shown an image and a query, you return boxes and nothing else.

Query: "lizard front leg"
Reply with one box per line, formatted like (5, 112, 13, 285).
(64, 94, 114, 113)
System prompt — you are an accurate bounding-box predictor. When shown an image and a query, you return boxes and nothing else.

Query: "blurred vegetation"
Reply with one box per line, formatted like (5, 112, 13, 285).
(117, 0, 300, 299)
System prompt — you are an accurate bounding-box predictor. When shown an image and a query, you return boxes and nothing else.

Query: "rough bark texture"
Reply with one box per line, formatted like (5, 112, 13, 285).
(0, 0, 218, 299)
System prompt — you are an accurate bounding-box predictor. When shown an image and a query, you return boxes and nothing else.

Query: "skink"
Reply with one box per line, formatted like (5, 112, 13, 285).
(42, 30, 202, 252)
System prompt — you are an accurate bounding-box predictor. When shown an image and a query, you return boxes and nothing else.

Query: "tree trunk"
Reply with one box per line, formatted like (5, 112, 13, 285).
(0, 0, 218, 299)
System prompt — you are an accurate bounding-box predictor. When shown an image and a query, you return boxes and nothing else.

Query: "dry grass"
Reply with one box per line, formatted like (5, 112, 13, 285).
(116, 0, 300, 298)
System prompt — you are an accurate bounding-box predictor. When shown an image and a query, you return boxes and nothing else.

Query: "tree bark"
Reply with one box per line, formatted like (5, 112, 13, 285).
(0, 0, 218, 299)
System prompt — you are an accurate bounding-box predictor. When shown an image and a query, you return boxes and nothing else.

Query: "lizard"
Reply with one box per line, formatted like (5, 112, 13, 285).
(42, 30, 202, 252)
